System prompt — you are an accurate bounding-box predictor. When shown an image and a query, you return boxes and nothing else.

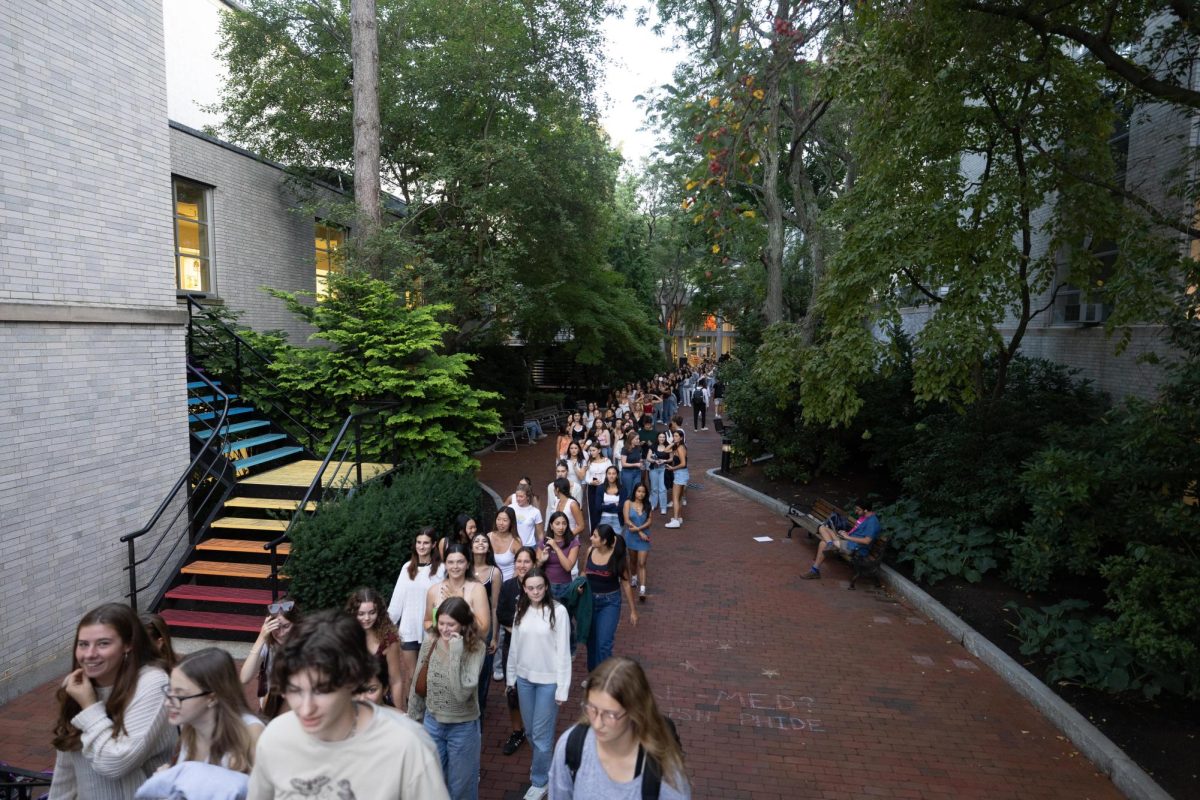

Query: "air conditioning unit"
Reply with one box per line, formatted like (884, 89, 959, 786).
(1063, 300, 1107, 324)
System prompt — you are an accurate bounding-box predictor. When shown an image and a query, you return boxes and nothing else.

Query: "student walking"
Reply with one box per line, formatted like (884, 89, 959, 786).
(164, 647, 263, 771)
(623, 483, 653, 602)
(496, 547, 538, 755)
(388, 527, 445, 708)
(239, 598, 301, 719)
(664, 430, 689, 529)
(691, 379, 709, 431)
(50, 603, 176, 800)
(408, 597, 486, 800)
(506, 568, 573, 800)
(581, 525, 639, 672)
(548, 656, 690, 799)
(348, 587, 404, 707)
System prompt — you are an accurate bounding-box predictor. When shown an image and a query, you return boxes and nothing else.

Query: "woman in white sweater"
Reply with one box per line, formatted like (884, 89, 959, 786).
(505, 568, 572, 800)
(50, 603, 176, 800)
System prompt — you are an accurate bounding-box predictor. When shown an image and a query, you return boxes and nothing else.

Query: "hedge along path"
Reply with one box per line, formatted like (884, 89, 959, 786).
(476, 429, 1124, 800)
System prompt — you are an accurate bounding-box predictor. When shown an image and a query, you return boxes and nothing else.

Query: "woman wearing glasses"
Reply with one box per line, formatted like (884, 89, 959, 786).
(50, 603, 176, 799)
(548, 656, 690, 798)
(238, 598, 300, 718)
(164, 647, 263, 770)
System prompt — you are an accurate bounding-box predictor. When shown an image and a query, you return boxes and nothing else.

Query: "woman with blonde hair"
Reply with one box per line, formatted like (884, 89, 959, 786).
(165, 647, 263, 771)
(50, 603, 176, 799)
(548, 656, 689, 798)
(347, 587, 404, 707)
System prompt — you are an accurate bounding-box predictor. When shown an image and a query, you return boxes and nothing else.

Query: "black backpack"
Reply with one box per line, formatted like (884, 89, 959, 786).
(564, 717, 681, 800)
(690, 385, 704, 404)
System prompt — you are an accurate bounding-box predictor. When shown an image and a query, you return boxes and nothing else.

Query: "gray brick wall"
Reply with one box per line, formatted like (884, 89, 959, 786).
(170, 126, 349, 345)
(0, 0, 176, 308)
(0, 1, 188, 702)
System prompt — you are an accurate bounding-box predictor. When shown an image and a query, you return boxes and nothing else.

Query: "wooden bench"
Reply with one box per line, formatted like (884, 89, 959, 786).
(494, 429, 519, 452)
(788, 498, 889, 589)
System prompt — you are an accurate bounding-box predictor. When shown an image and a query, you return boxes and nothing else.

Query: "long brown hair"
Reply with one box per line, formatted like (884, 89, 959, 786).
(582, 657, 686, 789)
(140, 612, 179, 670)
(174, 648, 259, 773)
(405, 526, 441, 580)
(433, 597, 483, 654)
(344, 587, 398, 642)
(52, 603, 162, 751)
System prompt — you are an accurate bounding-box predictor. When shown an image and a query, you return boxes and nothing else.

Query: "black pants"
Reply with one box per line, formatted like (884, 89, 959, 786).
(693, 401, 707, 429)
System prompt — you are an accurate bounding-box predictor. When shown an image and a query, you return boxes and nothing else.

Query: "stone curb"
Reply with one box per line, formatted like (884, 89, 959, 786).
(706, 467, 1174, 800)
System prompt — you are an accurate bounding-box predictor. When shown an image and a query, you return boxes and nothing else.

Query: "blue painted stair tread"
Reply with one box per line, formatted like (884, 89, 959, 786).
(193, 419, 270, 440)
(186, 380, 222, 390)
(221, 432, 287, 453)
(233, 445, 305, 471)
(189, 406, 254, 423)
(187, 393, 238, 406)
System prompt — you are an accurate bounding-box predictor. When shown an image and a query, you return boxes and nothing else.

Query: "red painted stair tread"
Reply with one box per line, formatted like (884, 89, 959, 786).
(163, 585, 275, 605)
(160, 609, 264, 633)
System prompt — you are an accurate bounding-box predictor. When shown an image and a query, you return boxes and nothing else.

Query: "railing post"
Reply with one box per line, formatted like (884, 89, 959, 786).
(354, 417, 363, 486)
(269, 546, 279, 602)
(234, 339, 242, 388)
(127, 539, 139, 612)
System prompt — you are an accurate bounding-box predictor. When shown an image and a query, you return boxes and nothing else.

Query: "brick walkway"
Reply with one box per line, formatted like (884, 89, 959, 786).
(0, 423, 1125, 799)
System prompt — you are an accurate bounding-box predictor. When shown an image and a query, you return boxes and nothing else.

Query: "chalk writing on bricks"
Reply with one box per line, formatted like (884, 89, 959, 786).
(653, 685, 826, 733)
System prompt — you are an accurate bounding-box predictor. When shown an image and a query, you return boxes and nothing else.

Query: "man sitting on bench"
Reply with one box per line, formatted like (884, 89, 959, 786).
(801, 501, 880, 580)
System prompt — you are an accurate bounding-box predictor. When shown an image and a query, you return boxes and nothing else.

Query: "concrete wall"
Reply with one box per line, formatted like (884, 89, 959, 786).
(169, 124, 343, 345)
(0, 0, 188, 703)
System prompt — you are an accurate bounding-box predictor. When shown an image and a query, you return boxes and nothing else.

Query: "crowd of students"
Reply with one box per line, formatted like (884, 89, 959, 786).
(46, 364, 721, 800)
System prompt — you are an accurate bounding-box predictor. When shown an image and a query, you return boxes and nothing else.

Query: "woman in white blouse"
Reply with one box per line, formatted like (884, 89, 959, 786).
(388, 526, 445, 709)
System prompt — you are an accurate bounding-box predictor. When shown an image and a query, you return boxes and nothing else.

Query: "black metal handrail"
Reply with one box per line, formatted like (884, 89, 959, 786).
(0, 763, 52, 800)
(120, 366, 237, 611)
(265, 403, 402, 599)
(183, 295, 322, 453)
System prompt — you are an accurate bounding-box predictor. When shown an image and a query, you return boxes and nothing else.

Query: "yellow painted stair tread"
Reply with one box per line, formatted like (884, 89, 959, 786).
(210, 516, 290, 532)
(196, 538, 291, 555)
(180, 561, 287, 579)
(223, 497, 317, 512)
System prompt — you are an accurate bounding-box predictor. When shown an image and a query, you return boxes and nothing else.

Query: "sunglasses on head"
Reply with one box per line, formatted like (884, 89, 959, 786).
(268, 600, 295, 615)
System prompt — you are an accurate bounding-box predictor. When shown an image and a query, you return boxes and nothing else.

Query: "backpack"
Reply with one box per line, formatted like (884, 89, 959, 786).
(564, 716, 681, 800)
(690, 385, 704, 404)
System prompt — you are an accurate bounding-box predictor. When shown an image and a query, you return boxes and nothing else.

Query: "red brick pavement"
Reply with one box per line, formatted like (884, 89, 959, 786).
(0, 424, 1125, 799)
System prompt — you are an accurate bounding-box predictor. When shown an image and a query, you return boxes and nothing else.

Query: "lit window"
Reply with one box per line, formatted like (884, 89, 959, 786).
(315, 222, 346, 300)
(173, 178, 213, 293)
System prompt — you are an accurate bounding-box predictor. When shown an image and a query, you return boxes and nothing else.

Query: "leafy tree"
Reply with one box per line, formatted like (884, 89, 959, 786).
(261, 272, 502, 470)
(798, 0, 1183, 423)
(214, 0, 648, 364)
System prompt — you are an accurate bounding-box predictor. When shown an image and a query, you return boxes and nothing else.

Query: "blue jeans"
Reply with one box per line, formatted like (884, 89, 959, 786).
(620, 467, 642, 498)
(423, 715, 481, 800)
(515, 676, 559, 789)
(648, 467, 667, 512)
(523, 419, 544, 439)
(662, 396, 677, 424)
(587, 590, 622, 672)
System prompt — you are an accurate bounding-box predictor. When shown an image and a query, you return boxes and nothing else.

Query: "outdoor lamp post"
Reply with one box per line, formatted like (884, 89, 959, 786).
(721, 442, 731, 472)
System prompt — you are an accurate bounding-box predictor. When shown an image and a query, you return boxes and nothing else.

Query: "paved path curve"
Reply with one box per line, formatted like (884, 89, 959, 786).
(475, 425, 1123, 800)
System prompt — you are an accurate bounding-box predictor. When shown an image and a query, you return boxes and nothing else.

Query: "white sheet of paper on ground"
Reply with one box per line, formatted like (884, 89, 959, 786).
(753, 536, 773, 542)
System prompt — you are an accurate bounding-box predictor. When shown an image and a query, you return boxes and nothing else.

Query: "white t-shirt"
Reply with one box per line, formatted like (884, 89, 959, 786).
(247, 704, 448, 799)
(511, 503, 543, 547)
(585, 459, 611, 487)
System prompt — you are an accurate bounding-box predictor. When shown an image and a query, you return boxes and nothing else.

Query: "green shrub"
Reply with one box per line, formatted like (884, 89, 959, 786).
(1008, 599, 1148, 695)
(285, 463, 481, 610)
(881, 498, 999, 584)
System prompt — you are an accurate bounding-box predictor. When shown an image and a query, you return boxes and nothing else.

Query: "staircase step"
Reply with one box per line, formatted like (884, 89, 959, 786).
(194, 420, 270, 440)
(233, 446, 305, 471)
(190, 407, 254, 424)
(163, 585, 275, 605)
(196, 538, 291, 555)
(160, 609, 265, 634)
(210, 516, 291, 532)
(224, 497, 317, 512)
(186, 380, 221, 390)
(180, 560, 281, 579)
(188, 393, 238, 406)
(222, 433, 287, 453)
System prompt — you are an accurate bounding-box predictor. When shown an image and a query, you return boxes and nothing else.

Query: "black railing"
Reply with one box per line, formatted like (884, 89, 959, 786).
(120, 366, 237, 611)
(266, 404, 402, 599)
(0, 764, 52, 800)
(184, 295, 321, 453)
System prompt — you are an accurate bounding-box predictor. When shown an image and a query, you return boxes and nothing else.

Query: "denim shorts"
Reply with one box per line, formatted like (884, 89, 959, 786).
(401, 640, 421, 652)
(674, 468, 690, 485)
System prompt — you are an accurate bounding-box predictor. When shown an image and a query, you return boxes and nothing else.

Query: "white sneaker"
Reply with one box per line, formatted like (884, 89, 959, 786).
(492, 666, 504, 681)
(683, 498, 688, 506)
(661, 508, 669, 516)
(664, 518, 682, 528)
(702, 427, 708, 431)
(523, 786, 548, 800)
(639, 585, 646, 597)
(630, 576, 639, 588)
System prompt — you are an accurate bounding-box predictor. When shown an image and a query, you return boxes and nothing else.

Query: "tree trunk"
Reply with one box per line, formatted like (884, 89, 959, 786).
(350, 0, 382, 269)
(791, 151, 824, 345)
(760, 75, 785, 325)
